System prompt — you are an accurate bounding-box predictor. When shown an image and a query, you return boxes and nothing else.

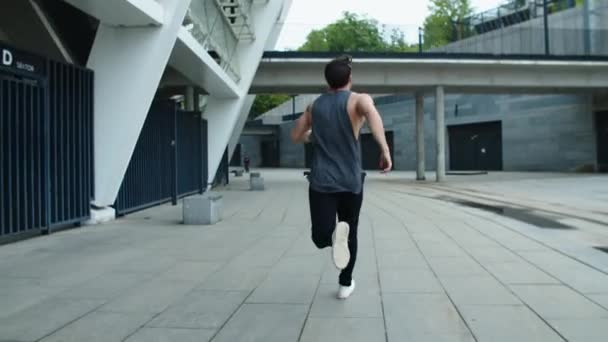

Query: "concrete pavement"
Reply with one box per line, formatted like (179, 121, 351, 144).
(1, 169, 608, 341)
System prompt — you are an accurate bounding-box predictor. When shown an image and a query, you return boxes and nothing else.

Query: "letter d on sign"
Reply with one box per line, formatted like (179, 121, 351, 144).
(2, 49, 13, 66)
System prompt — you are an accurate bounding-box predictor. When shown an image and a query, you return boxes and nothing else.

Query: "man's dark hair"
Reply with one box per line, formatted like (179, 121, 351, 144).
(324, 55, 352, 89)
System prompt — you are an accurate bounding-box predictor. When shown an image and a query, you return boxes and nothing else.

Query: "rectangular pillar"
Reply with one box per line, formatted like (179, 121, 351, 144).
(435, 86, 446, 182)
(185, 86, 195, 111)
(415, 93, 425, 180)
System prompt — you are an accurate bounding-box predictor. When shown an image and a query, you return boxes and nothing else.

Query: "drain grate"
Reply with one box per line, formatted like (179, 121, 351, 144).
(594, 247, 608, 254)
(440, 197, 575, 230)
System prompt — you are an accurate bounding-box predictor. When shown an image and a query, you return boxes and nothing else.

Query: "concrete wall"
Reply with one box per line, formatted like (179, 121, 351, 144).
(265, 94, 596, 172)
(239, 135, 264, 168)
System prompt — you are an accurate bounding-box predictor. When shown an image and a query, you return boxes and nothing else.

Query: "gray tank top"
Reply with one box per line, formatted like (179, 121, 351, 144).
(309, 90, 363, 194)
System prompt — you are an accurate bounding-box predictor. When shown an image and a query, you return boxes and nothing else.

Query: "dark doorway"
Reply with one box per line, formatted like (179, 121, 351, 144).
(598, 112, 608, 172)
(230, 143, 242, 167)
(360, 131, 394, 170)
(305, 144, 314, 168)
(449, 121, 503, 171)
(261, 140, 280, 167)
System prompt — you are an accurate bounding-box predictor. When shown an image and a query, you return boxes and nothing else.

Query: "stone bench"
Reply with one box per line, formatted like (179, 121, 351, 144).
(230, 169, 244, 177)
(250, 172, 264, 190)
(183, 192, 223, 225)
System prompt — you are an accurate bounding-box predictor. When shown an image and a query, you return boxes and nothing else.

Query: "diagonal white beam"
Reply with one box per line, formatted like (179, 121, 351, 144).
(89, 0, 191, 208)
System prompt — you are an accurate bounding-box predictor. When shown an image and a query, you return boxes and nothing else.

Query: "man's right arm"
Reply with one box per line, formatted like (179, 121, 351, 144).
(357, 94, 392, 172)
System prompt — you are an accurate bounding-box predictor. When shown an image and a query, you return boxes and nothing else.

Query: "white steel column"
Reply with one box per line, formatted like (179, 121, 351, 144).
(88, 0, 191, 208)
(204, 0, 289, 186)
(415, 92, 426, 181)
(435, 86, 446, 182)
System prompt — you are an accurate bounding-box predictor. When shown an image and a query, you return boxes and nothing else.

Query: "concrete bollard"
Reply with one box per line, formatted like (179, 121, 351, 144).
(183, 193, 223, 225)
(250, 173, 264, 190)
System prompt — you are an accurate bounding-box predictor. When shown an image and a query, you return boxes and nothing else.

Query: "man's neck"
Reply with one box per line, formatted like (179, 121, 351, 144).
(329, 86, 350, 92)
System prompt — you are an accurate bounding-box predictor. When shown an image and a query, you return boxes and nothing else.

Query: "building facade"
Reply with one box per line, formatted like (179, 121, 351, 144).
(0, 0, 292, 241)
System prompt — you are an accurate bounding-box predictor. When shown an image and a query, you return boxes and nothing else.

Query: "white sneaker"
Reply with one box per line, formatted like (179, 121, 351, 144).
(337, 280, 356, 299)
(332, 222, 350, 270)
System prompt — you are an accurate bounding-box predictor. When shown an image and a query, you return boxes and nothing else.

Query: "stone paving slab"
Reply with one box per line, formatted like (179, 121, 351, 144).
(309, 277, 382, 318)
(211, 304, 308, 342)
(147, 290, 249, 329)
(1, 170, 608, 341)
(39, 311, 153, 342)
(383, 293, 474, 341)
(547, 318, 608, 342)
(459, 305, 565, 342)
(300, 317, 386, 342)
(125, 327, 216, 342)
(510, 284, 608, 319)
(0, 297, 105, 341)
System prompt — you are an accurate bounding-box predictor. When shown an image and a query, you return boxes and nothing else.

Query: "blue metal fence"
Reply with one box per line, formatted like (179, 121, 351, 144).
(0, 75, 47, 239)
(48, 60, 94, 229)
(114, 101, 207, 215)
(177, 110, 206, 198)
(0, 44, 94, 241)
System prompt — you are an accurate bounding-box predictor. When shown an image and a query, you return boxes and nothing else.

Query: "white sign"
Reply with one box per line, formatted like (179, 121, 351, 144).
(2, 49, 13, 66)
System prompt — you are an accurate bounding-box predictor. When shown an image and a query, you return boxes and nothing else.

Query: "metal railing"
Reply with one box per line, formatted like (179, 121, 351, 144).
(186, 0, 248, 83)
(428, 0, 608, 56)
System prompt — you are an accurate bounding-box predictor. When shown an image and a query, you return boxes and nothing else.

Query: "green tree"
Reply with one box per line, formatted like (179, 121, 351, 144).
(299, 12, 418, 52)
(251, 12, 418, 120)
(423, 0, 474, 49)
(249, 94, 291, 120)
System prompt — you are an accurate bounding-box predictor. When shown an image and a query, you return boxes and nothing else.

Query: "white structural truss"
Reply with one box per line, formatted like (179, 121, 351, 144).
(63, 0, 292, 220)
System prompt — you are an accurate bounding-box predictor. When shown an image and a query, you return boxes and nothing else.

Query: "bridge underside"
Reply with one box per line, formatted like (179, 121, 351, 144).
(251, 54, 608, 95)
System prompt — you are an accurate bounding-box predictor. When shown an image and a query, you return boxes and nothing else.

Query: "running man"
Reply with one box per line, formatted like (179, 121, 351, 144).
(291, 55, 392, 299)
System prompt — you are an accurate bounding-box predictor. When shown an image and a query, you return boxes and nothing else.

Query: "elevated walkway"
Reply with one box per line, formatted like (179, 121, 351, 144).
(252, 51, 608, 94)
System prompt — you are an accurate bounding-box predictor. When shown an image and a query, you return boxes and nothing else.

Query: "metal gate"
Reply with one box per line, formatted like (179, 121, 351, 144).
(1, 44, 94, 241)
(177, 110, 205, 198)
(449, 121, 503, 171)
(1, 75, 47, 239)
(48, 60, 94, 227)
(115, 101, 207, 215)
(598, 112, 608, 172)
(361, 131, 394, 170)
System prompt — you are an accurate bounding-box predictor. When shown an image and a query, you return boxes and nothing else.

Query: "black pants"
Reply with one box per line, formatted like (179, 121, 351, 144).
(309, 187, 363, 286)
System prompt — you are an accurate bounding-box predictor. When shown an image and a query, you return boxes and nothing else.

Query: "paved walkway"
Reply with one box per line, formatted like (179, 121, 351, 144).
(1, 170, 608, 341)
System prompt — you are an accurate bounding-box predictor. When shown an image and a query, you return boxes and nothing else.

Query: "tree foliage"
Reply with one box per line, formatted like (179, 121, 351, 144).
(249, 94, 291, 120)
(299, 12, 418, 53)
(422, 0, 474, 49)
(251, 12, 418, 119)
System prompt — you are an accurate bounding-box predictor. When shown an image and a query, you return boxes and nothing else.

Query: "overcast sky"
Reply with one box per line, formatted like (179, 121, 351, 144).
(275, 0, 506, 50)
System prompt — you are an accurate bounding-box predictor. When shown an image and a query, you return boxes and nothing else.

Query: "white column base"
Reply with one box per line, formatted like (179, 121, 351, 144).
(85, 207, 116, 225)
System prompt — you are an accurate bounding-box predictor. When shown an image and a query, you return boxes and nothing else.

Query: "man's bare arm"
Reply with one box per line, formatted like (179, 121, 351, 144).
(290, 105, 312, 144)
(357, 94, 392, 172)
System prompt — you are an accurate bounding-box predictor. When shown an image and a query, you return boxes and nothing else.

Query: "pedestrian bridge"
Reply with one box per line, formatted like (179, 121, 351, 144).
(251, 52, 608, 94)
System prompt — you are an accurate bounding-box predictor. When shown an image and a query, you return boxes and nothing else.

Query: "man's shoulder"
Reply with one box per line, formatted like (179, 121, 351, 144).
(349, 92, 373, 107)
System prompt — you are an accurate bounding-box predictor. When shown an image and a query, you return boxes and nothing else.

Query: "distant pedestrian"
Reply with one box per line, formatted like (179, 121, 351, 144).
(291, 55, 391, 299)
(244, 154, 251, 173)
